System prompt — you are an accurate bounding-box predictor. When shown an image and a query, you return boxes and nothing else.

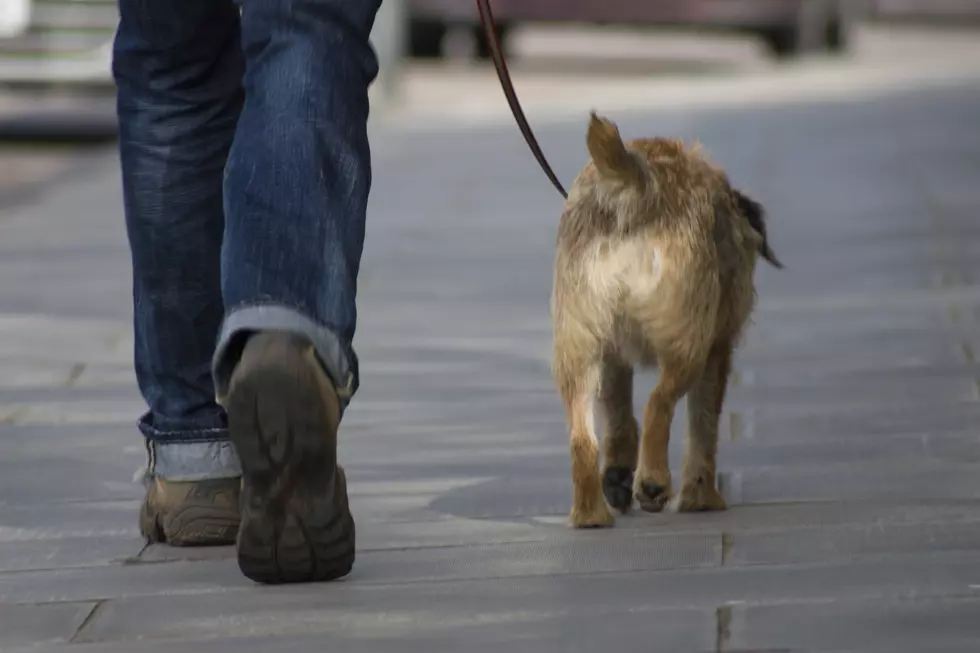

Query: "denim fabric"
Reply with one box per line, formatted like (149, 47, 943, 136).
(113, 0, 382, 481)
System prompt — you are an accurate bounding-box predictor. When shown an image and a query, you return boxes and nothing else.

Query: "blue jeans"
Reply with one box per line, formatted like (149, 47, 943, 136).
(112, 0, 382, 482)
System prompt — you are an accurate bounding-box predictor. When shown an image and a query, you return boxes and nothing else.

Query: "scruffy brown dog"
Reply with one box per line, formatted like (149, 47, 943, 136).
(551, 112, 781, 528)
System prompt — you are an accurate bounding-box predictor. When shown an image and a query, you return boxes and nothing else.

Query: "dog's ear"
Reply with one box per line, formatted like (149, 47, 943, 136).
(734, 190, 783, 269)
(586, 111, 646, 186)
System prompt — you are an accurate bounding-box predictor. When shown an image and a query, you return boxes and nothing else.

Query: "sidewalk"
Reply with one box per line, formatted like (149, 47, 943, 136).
(2, 77, 980, 651)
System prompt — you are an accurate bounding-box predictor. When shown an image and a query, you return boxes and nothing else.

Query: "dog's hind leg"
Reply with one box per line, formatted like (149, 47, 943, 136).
(599, 356, 639, 514)
(556, 359, 615, 529)
(674, 344, 731, 512)
(634, 358, 699, 513)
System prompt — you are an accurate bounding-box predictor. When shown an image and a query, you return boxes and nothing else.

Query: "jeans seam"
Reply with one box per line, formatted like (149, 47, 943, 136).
(138, 421, 229, 442)
(226, 297, 321, 316)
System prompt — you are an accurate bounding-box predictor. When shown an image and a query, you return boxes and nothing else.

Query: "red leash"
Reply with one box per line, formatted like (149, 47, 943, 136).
(475, 0, 568, 199)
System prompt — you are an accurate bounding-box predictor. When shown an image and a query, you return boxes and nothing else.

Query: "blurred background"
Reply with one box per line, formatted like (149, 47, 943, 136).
(0, 0, 979, 186)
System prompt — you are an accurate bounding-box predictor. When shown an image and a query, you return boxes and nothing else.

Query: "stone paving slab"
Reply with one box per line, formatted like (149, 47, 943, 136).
(3, 73, 980, 651)
(0, 601, 98, 648)
(0, 145, 88, 207)
(18, 612, 718, 653)
(135, 513, 980, 570)
(0, 534, 142, 574)
(729, 596, 980, 652)
(7, 554, 980, 649)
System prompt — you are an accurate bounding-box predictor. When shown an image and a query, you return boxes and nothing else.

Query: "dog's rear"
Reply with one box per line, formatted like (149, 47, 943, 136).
(551, 112, 780, 528)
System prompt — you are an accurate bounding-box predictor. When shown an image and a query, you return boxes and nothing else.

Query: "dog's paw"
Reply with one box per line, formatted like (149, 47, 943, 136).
(635, 482, 671, 513)
(633, 469, 673, 513)
(671, 481, 727, 513)
(602, 466, 634, 514)
(568, 502, 615, 529)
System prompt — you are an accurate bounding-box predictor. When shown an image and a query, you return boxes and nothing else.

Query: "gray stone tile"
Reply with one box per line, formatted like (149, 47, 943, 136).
(0, 499, 140, 532)
(141, 516, 552, 564)
(728, 596, 980, 652)
(730, 363, 977, 395)
(0, 536, 144, 573)
(0, 480, 143, 573)
(419, 459, 980, 518)
(732, 462, 980, 505)
(731, 520, 980, 566)
(357, 530, 720, 583)
(6, 538, 980, 610)
(0, 455, 143, 506)
(0, 601, 96, 648)
(137, 530, 721, 584)
(735, 331, 967, 373)
(26, 609, 715, 653)
(609, 500, 980, 535)
(137, 544, 234, 564)
(720, 432, 980, 470)
(141, 499, 980, 567)
(0, 559, 248, 604)
(74, 596, 714, 649)
(738, 399, 980, 441)
(0, 425, 144, 508)
(57, 554, 980, 646)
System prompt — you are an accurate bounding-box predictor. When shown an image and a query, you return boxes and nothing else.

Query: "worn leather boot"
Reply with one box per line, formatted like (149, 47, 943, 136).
(224, 331, 355, 584)
(139, 476, 241, 546)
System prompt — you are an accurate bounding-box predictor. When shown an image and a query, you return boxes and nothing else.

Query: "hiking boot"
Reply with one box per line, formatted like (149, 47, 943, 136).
(139, 476, 241, 546)
(224, 331, 355, 584)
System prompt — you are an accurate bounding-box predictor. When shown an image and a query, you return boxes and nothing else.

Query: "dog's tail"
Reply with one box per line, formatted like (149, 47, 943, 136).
(586, 111, 646, 187)
(734, 190, 783, 269)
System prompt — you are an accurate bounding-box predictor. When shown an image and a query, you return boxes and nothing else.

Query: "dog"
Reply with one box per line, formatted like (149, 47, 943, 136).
(550, 112, 782, 528)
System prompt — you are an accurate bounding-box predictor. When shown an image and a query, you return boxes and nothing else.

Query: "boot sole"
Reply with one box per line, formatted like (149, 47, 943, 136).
(226, 333, 355, 584)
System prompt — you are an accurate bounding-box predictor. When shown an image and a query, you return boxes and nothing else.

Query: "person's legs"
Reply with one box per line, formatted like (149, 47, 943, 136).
(213, 0, 382, 583)
(113, 0, 244, 545)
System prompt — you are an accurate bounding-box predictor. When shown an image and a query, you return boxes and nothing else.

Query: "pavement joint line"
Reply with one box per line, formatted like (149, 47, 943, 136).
(714, 602, 734, 652)
(947, 305, 962, 324)
(718, 472, 743, 507)
(956, 340, 979, 401)
(917, 156, 974, 340)
(68, 599, 105, 644)
(970, 342, 980, 400)
(940, 269, 954, 289)
(0, 404, 28, 425)
(721, 533, 734, 567)
(124, 541, 152, 564)
(729, 412, 743, 443)
(962, 342, 975, 364)
(118, 556, 172, 567)
(62, 362, 86, 387)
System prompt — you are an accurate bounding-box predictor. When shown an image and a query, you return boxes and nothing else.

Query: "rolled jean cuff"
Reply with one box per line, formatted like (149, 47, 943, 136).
(137, 411, 228, 443)
(211, 303, 357, 409)
(138, 439, 242, 484)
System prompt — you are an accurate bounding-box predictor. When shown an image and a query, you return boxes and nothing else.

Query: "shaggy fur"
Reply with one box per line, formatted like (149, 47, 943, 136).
(551, 112, 781, 528)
